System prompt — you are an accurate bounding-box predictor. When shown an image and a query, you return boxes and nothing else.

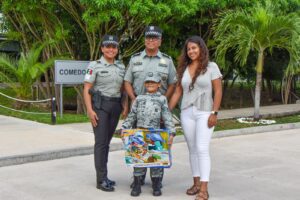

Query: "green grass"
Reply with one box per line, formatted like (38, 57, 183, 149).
(175, 114, 300, 135)
(0, 108, 89, 124)
(0, 88, 89, 124)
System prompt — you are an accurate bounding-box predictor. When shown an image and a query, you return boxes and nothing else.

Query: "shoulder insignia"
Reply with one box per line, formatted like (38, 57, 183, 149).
(132, 52, 142, 57)
(88, 61, 99, 68)
(162, 53, 171, 59)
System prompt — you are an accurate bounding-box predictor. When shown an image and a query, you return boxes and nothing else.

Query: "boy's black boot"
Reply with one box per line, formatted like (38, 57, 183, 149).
(130, 175, 145, 188)
(152, 177, 162, 196)
(131, 176, 142, 196)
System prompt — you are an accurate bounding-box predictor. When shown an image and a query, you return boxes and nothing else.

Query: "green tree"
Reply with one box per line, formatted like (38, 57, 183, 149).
(214, 1, 300, 120)
(0, 43, 54, 105)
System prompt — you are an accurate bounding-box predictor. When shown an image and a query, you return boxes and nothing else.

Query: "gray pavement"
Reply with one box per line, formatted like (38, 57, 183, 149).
(1, 104, 300, 167)
(0, 129, 299, 200)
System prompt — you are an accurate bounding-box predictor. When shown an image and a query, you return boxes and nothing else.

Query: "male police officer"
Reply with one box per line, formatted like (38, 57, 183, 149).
(124, 26, 177, 196)
(84, 35, 127, 192)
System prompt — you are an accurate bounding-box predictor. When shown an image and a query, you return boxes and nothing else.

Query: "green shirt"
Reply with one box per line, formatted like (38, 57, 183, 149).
(84, 56, 125, 97)
(124, 50, 177, 95)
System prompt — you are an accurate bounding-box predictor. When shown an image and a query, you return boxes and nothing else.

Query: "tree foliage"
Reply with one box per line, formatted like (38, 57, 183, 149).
(0, 0, 299, 112)
(0, 42, 54, 100)
(214, 0, 300, 119)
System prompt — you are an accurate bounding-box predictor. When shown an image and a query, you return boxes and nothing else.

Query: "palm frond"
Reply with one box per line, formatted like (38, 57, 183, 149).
(0, 54, 17, 74)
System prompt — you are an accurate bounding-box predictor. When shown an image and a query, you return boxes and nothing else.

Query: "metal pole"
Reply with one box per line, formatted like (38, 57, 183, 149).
(60, 84, 63, 118)
(51, 97, 56, 125)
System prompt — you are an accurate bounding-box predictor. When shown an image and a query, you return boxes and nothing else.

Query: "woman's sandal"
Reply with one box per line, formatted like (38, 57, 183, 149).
(195, 191, 209, 200)
(186, 184, 200, 195)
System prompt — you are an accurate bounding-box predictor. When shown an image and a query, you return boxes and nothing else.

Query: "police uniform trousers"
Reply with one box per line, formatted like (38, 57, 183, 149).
(133, 122, 165, 180)
(93, 99, 122, 182)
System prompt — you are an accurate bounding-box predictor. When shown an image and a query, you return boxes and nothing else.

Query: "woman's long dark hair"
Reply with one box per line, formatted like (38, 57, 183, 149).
(177, 36, 209, 91)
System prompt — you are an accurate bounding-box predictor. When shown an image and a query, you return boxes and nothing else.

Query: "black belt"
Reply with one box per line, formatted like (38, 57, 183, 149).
(101, 95, 121, 102)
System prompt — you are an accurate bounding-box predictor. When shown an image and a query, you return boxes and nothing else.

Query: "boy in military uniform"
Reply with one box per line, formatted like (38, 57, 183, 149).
(122, 74, 176, 197)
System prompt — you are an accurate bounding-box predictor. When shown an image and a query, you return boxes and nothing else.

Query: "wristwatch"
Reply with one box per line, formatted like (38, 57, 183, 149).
(211, 111, 218, 116)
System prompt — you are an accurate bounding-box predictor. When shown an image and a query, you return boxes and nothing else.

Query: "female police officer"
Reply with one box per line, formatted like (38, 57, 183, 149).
(83, 35, 128, 192)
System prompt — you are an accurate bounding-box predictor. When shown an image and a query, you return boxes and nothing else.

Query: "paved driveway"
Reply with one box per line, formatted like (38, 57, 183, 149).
(0, 129, 299, 200)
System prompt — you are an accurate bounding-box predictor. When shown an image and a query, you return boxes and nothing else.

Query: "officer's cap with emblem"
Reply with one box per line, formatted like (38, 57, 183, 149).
(144, 72, 161, 83)
(144, 26, 162, 38)
(101, 35, 119, 47)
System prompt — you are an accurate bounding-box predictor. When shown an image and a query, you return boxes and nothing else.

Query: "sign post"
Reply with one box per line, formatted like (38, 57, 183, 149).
(54, 60, 90, 117)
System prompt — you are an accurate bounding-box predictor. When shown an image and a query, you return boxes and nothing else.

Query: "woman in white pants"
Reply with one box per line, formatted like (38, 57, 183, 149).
(169, 36, 222, 200)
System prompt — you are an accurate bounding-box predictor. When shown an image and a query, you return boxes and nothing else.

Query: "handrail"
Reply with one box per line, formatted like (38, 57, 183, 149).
(0, 91, 51, 103)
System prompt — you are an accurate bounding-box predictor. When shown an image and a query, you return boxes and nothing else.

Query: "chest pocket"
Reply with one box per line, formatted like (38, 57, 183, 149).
(151, 101, 162, 118)
(157, 66, 169, 82)
(132, 65, 143, 78)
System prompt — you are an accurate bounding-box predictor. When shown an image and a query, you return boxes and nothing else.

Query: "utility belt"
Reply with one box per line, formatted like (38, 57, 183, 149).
(89, 89, 121, 109)
(101, 95, 121, 102)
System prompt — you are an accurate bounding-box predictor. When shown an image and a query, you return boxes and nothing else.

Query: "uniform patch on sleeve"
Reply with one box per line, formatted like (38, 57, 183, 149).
(85, 75, 91, 80)
(87, 69, 93, 75)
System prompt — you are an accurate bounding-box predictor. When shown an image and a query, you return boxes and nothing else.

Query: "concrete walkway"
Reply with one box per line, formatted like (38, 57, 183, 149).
(1, 129, 299, 200)
(0, 104, 299, 167)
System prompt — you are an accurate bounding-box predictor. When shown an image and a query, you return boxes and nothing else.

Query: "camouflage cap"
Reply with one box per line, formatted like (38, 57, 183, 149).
(145, 72, 161, 83)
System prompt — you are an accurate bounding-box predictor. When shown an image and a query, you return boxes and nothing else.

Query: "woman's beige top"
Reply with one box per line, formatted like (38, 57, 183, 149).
(181, 62, 222, 111)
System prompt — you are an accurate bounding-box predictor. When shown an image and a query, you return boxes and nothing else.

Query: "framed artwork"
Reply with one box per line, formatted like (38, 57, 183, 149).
(122, 128, 171, 168)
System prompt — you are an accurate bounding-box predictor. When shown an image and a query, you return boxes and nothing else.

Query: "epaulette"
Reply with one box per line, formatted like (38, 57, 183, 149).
(131, 52, 142, 58)
(116, 60, 123, 64)
(162, 53, 171, 59)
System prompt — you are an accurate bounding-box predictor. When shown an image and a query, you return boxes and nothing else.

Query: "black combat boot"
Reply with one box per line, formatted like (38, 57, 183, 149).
(106, 178, 116, 186)
(96, 171, 114, 192)
(96, 179, 114, 192)
(151, 176, 162, 189)
(152, 177, 162, 196)
(131, 176, 142, 196)
(130, 175, 145, 188)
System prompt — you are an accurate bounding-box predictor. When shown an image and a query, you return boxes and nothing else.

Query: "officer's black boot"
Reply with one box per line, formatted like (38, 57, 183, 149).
(96, 172, 114, 192)
(131, 176, 142, 197)
(106, 178, 116, 186)
(152, 177, 162, 196)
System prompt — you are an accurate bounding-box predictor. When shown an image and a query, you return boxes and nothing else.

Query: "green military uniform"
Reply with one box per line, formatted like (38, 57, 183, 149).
(124, 50, 177, 96)
(85, 51, 125, 190)
(85, 56, 125, 97)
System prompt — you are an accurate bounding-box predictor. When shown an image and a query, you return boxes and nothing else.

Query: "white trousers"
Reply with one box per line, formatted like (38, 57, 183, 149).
(180, 106, 214, 182)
